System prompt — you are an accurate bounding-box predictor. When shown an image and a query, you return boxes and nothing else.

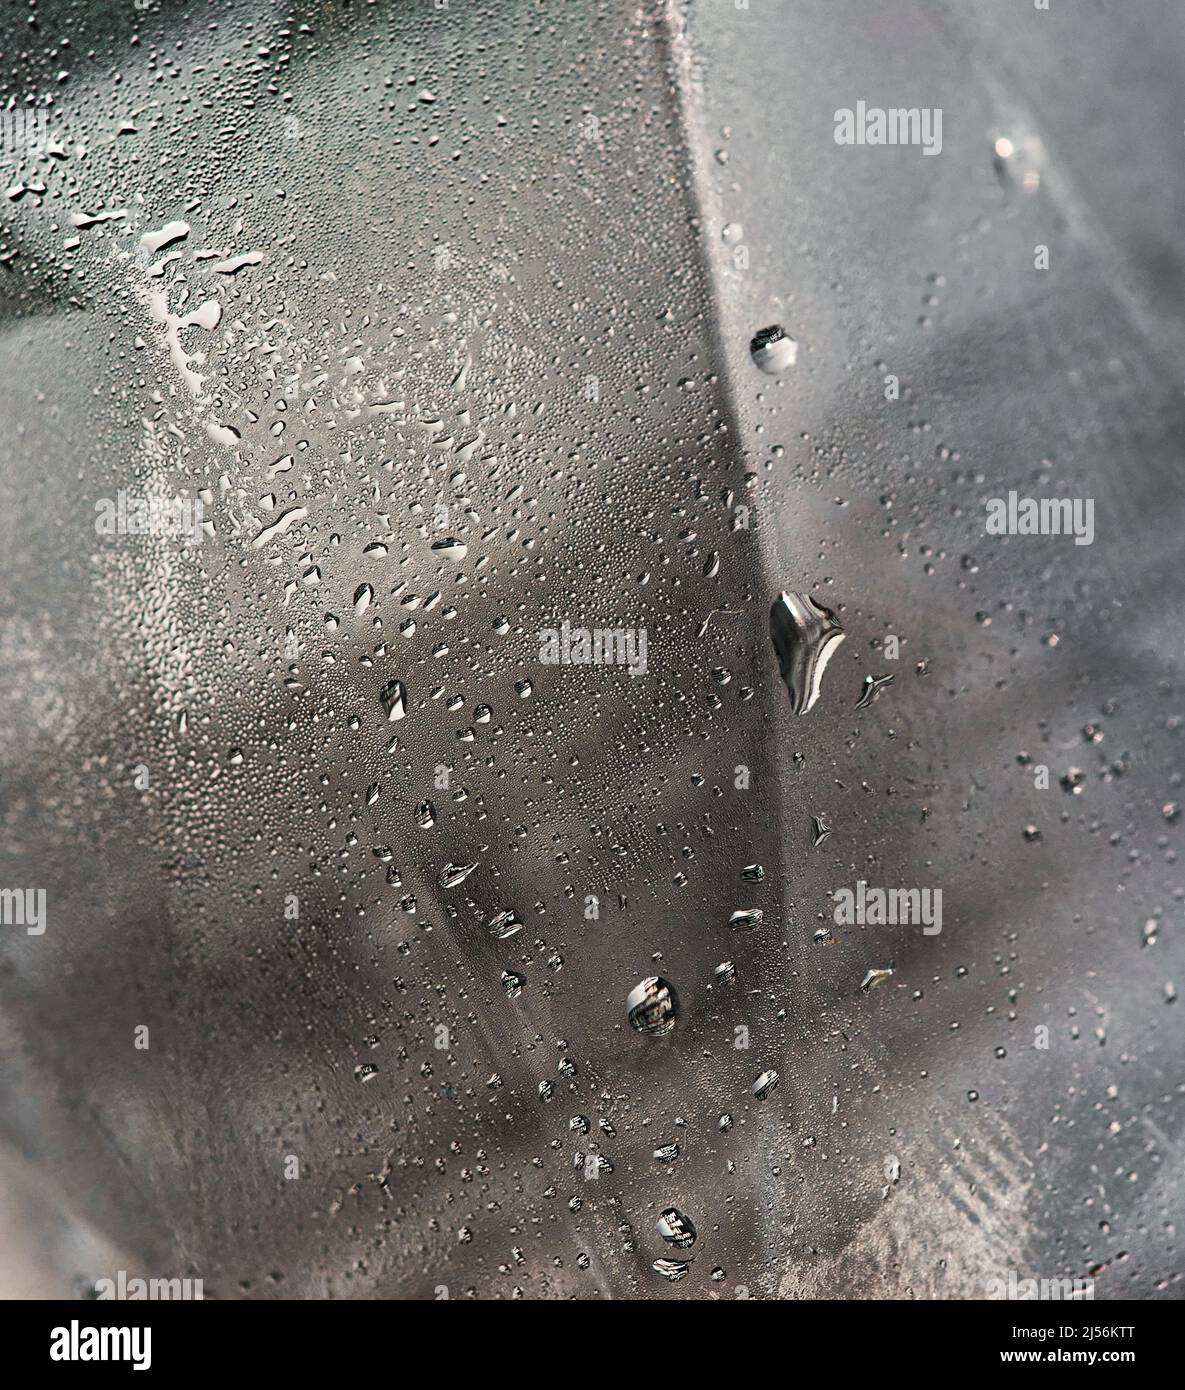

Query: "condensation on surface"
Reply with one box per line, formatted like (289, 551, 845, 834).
(0, 0, 1182, 1300)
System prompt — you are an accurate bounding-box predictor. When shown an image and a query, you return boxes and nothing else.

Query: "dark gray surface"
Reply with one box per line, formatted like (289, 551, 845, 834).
(0, 0, 1181, 1299)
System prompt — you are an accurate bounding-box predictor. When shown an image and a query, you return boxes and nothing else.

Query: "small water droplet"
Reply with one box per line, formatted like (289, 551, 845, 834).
(1061, 768, 1086, 795)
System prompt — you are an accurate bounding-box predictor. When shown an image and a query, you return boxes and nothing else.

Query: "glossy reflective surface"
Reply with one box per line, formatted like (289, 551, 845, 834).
(0, 0, 1182, 1300)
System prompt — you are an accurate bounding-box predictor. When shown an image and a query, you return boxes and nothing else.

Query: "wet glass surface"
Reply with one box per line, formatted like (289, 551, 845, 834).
(0, 0, 1182, 1300)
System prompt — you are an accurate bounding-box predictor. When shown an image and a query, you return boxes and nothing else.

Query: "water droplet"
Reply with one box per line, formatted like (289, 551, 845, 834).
(380, 679, 407, 721)
(139, 220, 189, 255)
(751, 1069, 779, 1099)
(861, 967, 894, 992)
(770, 590, 845, 715)
(627, 976, 679, 1036)
(856, 672, 894, 709)
(251, 506, 308, 549)
(750, 324, 797, 373)
(656, 1207, 696, 1248)
(487, 909, 522, 940)
(438, 861, 477, 888)
(1061, 768, 1085, 795)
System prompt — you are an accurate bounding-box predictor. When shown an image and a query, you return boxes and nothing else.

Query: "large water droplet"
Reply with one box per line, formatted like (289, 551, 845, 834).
(752, 1069, 779, 1098)
(750, 324, 797, 373)
(627, 977, 679, 1036)
(438, 861, 477, 888)
(487, 909, 522, 940)
(656, 1207, 697, 1248)
(770, 590, 845, 715)
(380, 679, 407, 721)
